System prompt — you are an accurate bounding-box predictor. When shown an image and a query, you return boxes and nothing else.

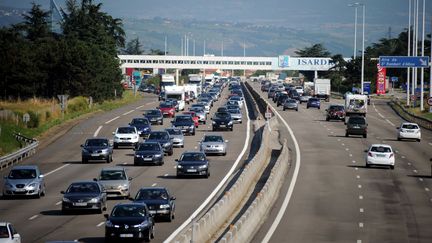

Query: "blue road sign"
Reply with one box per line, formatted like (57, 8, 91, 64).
(391, 77, 398, 82)
(379, 56, 430, 68)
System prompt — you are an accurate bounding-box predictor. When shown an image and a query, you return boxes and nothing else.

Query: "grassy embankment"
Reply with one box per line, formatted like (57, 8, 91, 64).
(0, 90, 143, 156)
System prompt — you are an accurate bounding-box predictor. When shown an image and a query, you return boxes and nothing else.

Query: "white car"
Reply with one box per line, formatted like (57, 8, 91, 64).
(112, 126, 139, 149)
(295, 86, 304, 95)
(365, 144, 395, 169)
(397, 122, 421, 142)
(0, 222, 21, 243)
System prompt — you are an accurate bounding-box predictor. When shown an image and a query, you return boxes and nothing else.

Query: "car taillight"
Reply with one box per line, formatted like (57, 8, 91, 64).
(389, 153, 394, 158)
(368, 152, 373, 157)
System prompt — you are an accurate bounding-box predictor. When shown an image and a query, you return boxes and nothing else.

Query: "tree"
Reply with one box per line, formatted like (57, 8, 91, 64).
(149, 49, 165, 55)
(124, 37, 143, 54)
(295, 43, 331, 57)
(20, 3, 51, 41)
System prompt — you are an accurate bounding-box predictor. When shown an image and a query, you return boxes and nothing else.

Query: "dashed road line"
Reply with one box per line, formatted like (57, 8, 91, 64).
(359, 195, 363, 200)
(358, 185, 362, 189)
(419, 178, 424, 182)
(123, 110, 134, 116)
(45, 164, 70, 177)
(349, 154, 353, 157)
(345, 148, 349, 151)
(55, 201, 62, 206)
(97, 222, 105, 227)
(359, 222, 364, 228)
(359, 208, 364, 213)
(413, 170, 418, 173)
(429, 142, 432, 146)
(356, 175, 361, 179)
(385, 119, 395, 126)
(164, 174, 169, 177)
(341, 143, 345, 146)
(29, 215, 38, 220)
(352, 160, 356, 163)
(401, 156, 406, 159)
(135, 105, 145, 110)
(94, 125, 103, 137)
(425, 188, 430, 192)
(355, 167, 359, 170)
(152, 183, 157, 187)
(408, 162, 412, 166)
(105, 116, 120, 124)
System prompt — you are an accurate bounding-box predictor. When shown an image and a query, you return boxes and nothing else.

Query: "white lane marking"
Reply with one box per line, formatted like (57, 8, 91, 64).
(385, 119, 395, 126)
(135, 105, 145, 110)
(395, 150, 399, 153)
(29, 215, 38, 220)
(152, 183, 157, 187)
(330, 131, 334, 134)
(419, 178, 424, 182)
(358, 185, 362, 189)
(165, 92, 252, 243)
(429, 143, 432, 146)
(259, 97, 302, 243)
(123, 162, 127, 165)
(352, 160, 356, 163)
(357, 240, 362, 243)
(360, 208, 364, 213)
(123, 110, 134, 116)
(355, 167, 359, 170)
(401, 156, 406, 159)
(164, 174, 169, 177)
(337, 139, 341, 142)
(97, 222, 105, 227)
(349, 154, 353, 157)
(377, 112, 385, 118)
(345, 148, 349, 151)
(425, 188, 430, 192)
(194, 146, 198, 149)
(94, 125, 103, 137)
(356, 175, 361, 179)
(359, 222, 364, 228)
(105, 116, 120, 124)
(408, 162, 412, 166)
(413, 170, 418, 173)
(45, 164, 70, 177)
(55, 201, 62, 206)
(359, 195, 363, 200)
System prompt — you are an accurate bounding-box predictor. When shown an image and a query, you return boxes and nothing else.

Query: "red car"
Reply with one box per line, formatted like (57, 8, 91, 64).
(183, 111, 199, 127)
(159, 102, 176, 118)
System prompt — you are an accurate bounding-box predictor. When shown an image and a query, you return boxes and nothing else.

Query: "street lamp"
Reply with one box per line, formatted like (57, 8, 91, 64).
(349, 2, 365, 94)
(348, 3, 359, 59)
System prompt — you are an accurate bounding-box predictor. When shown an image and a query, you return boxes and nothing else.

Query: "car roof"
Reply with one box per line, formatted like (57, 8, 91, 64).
(138, 187, 167, 191)
(70, 180, 100, 184)
(370, 144, 392, 148)
(182, 151, 205, 155)
(400, 122, 419, 126)
(11, 165, 39, 170)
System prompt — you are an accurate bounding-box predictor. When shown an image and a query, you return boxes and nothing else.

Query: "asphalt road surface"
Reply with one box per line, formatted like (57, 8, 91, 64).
(250, 83, 432, 243)
(0, 89, 251, 243)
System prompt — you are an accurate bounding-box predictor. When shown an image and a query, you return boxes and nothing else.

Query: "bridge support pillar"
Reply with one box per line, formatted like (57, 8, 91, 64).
(314, 70, 318, 80)
(175, 69, 180, 85)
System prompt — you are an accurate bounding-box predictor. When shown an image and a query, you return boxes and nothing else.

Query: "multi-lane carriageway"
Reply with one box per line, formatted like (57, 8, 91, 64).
(1, 80, 432, 243)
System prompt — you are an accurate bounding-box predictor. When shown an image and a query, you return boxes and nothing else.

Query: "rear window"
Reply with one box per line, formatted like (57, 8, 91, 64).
(0, 226, 9, 238)
(117, 127, 135, 134)
(401, 124, 419, 129)
(349, 117, 366, 124)
(371, 146, 392, 153)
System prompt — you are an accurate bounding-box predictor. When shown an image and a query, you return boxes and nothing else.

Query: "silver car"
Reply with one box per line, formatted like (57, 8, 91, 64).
(200, 134, 227, 156)
(96, 167, 131, 199)
(228, 108, 242, 124)
(166, 128, 185, 148)
(299, 95, 310, 104)
(189, 107, 207, 124)
(283, 98, 299, 111)
(2, 165, 46, 198)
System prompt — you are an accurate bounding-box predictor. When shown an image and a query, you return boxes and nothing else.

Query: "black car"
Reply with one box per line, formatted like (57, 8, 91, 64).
(288, 89, 300, 100)
(211, 112, 233, 131)
(144, 109, 163, 125)
(133, 187, 176, 222)
(345, 116, 368, 138)
(158, 91, 165, 101)
(276, 93, 289, 107)
(129, 117, 152, 138)
(104, 203, 155, 242)
(81, 138, 113, 163)
(176, 151, 210, 178)
(272, 90, 282, 103)
(326, 105, 345, 121)
(61, 181, 107, 214)
(134, 142, 164, 166)
(171, 115, 196, 135)
(146, 131, 173, 156)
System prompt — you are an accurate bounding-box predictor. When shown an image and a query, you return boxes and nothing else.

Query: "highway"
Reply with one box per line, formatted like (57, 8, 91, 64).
(249, 82, 432, 243)
(0, 89, 251, 242)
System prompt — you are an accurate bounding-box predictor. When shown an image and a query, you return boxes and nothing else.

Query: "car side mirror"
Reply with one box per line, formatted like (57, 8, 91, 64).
(80, 144, 84, 147)
(112, 132, 115, 135)
(364, 149, 368, 153)
(93, 178, 98, 181)
(396, 127, 400, 129)
(171, 196, 176, 200)
(175, 159, 179, 162)
(128, 177, 133, 181)
(12, 233, 20, 239)
(104, 214, 109, 219)
(60, 191, 65, 194)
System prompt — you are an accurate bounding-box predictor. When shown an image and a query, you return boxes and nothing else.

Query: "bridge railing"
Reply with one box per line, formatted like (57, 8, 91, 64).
(0, 133, 38, 171)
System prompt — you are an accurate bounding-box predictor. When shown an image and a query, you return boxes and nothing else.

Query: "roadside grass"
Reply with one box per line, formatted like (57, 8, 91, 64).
(0, 90, 143, 156)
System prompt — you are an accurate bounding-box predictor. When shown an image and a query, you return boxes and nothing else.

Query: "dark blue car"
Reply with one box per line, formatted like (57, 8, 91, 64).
(133, 187, 176, 222)
(145, 131, 173, 156)
(129, 117, 152, 138)
(307, 98, 321, 109)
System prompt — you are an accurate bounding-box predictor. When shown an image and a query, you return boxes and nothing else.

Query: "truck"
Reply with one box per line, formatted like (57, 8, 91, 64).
(161, 74, 176, 88)
(204, 74, 215, 86)
(187, 74, 202, 97)
(164, 86, 186, 111)
(345, 94, 368, 118)
(314, 78, 331, 102)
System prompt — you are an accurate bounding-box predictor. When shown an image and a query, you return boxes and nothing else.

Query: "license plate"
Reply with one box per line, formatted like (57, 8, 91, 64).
(120, 234, 133, 238)
(353, 126, 360, 129)
(15, 189, 25, 192)
(91, 153, 99, 157)
(73, 202, 87, 206)
(220, 122, 225, 125)
(376, 154, 386, 157)
(187, 169, 197, 172)
(144, 158, 153, 161)
(149, 210, 156, 214)
(406, 130, 414, 133)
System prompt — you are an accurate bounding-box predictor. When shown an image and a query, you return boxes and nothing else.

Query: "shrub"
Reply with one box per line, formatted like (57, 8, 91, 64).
(67, 96, 89, 113)
(27, 110, 40, 128)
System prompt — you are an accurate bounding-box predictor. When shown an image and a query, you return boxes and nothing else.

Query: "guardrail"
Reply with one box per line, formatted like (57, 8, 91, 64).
(220, 138, 289, 243)
(0, 133, 39, 171)
(389, 98, 432, 131)
(171, 118, 278, 243)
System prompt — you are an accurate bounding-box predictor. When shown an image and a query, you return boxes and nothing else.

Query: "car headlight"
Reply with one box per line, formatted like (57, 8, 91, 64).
(101, 149, 109, 153)
(105, 220, 119, 228)
(199, 164, 208, 169)
(62, 197, 71, 203)
(134, 220, 150, 228)
(28, 183, 38, 188)
(160, 204, 170, 209)
(143, 127, 149, 131)
(114, 136, 120, 140)
(212, 121, 216, 125)
(82, 148, 89, 153)
(89, 198, 99, 203)
(154, 154, 162, 157)
(228, 121, 233, 125)
(164, 142, 171, 147)
(135, 154, 141, 158)
(118, 184, 129, 189)
(177, 164, 183, 168)
(133, 136, 138, 139)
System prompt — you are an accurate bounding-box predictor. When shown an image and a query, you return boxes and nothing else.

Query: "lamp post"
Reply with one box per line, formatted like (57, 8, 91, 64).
(407, 0, 411, 106)
(348, 4, 359, 59)
(349, 2, 365, 94)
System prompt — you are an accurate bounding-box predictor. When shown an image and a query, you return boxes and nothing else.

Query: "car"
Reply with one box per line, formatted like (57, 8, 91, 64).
(133, 187, 176, 222)
(104, 203, 155, 242)
(325, 105, 345, 121)
(134, 142, 164, 165)
(182, 111, 199, 127)
(0, 222, 21, 243)
(397, 122, 421, 142)
(365, 144, 395, 169)
(2, 165, 46, 198)
(143, 109, 163, 125)
(112, 126, 139, 149)
(189, 107, 207, 124)
(345, 116, 368, 138)
(228, 96, 244, 108)
(139, 84, 156, 93)
(171, 115, 196, 135)
(61, 181, 107, 214)
(276, 93, 289, 107)
(216, 106, 229, 113)
(146, 131, 174, 156)
(191, 103, 209, 114)
(299, 95, 310, 104)
(81, 138, 113, 163)
(211, 112, 234, 131)
(165, 128, 185, 148)
(272, 90, 282, 103)
(288, 89, 300, 100)
(295, 86, 304, 95)
(95, 167, 132, 199)
(176, 151, 210, 178)
(165, 98, 183, 112)
(282, 98, 298, 111)
(227, 108, 242, 124)
(129, 117, 152, 138)
(306, 98, 321, 109)
(267, 87, 277, 99)
(225, 100, 241, 110)
(261, 83, 270, 92)
(200, 134, 227, 156)
(196, 101, 211, 114)
(158, 101, 176, 118)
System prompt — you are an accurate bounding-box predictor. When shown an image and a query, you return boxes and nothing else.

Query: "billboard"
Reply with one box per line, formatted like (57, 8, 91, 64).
(376, 64, 386, 95)
(278, 56, 290, 68)
(363, 81, 371, 95)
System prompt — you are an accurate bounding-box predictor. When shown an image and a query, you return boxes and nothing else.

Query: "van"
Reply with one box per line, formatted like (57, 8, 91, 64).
(345, 116, 367, 138)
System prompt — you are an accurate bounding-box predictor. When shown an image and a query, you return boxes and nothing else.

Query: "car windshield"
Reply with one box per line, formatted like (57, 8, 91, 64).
(286, 99, 296, 103)
(228, 109, 240, 114)
(117, 127, 136, 134)
(131, 118, 149, 125)
(85, 139, 108, 147)
(401, 124, 419, 129)
(166, 129, 182, 135)
(330, 106, 344, 111)
(349, 117, 366, 124)
(135, 188, 168, 200)
(111, 205, 147, 217)
(67, 183, 100, 193)
(309, 98, 319, 102)
(100, 170, 126, 180)
(215, 112, 230, 118)
(145, 110, 160, 116)
(203, 136, 223, 142)
(180, 153, 206, 161)
(175, 116, 192, 122)
(190, 107, 204, 112)
(159, 103, 173, 108)
(149, 132, 169, 140)
(371, 146, 392, 153)
(8, 169, 37, 179)
(138, 143, 160, 151)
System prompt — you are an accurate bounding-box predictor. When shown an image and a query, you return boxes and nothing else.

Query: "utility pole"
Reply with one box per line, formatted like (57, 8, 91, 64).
(420, 0, 425, 111)
(407, 0, 411, 106)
